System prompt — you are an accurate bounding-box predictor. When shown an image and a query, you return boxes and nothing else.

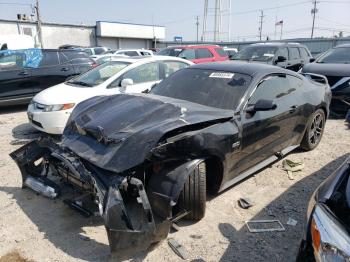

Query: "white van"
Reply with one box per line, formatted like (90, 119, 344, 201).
(0, 35, 35, 50)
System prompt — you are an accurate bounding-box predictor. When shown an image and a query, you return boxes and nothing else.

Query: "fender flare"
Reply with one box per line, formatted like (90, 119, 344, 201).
(147, 158, 205, 219)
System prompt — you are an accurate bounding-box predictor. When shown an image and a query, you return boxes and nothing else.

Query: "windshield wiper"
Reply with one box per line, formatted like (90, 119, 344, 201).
(68, 81, 93, 87)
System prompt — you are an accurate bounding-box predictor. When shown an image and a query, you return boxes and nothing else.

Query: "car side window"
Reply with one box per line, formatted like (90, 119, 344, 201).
(122, 51, 139, 56)
(289, 47, 300, 60)
(299, 48, 310, 60)
(0, 53, 25, 70)
(163, 61, 189, 78)
(215, 48, 228, 57)
(140, 51, 151, 56)
(94, 47, 105, 55)
(122, 62, 160, 84)
(248, 75, 296, 105)
(287, 75, 303, 90)
(196, 48, 214, 59)
(40, 51, 59, 67)
(276, 47, 289, 59)
(179, 49, 195, 60)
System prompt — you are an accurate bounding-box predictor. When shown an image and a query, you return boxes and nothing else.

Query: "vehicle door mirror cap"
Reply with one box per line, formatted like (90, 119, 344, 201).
(248, 99, 277, 112)
(309, 58, 316, 63)
(275, 56, 286, 63)
(121, 78, 133, 88)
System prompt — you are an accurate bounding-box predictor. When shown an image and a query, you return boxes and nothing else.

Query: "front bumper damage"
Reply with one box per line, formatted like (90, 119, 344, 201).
(10, 137, 172, 255)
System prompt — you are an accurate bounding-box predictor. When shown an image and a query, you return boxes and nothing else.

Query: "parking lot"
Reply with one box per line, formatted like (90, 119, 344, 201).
(0, 107, 348, 261)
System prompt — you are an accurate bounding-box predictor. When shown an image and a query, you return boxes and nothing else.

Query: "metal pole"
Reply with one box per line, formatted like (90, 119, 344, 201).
(228, 0, 231, 42)
(196, 16, 199, 43)
(202, 0, 208, 42)
(280, 23, 283, 40)
(311, 0, 318, 39)
(259, 10, 264, 41)
(35, 0, 43, 48)
(214, 0, 219, 42)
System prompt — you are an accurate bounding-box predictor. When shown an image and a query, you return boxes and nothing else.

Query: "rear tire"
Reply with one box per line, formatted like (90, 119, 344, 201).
(300, 109, 325, 151)
(177, 162, 206, 220)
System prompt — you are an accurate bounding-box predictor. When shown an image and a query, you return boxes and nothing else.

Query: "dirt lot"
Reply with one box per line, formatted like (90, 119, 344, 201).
(0, 107, 349, 262)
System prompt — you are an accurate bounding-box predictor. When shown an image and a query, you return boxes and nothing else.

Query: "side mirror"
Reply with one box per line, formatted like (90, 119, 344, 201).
(309, 58, 315, 63)
(275, 55, 286, 64)
(121, 78, 133, 88)
(247, 99, 277, 112)
(254, 99, 277, 111)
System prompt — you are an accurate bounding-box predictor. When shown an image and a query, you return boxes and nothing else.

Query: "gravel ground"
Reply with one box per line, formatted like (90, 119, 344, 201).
(0, 107, 349, 262)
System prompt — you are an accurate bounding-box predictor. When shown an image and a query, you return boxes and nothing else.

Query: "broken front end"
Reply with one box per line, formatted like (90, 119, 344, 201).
(10, 137, 199, 255)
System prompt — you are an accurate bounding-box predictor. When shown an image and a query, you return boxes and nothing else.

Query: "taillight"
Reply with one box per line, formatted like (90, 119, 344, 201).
(92, 63, 98, 68)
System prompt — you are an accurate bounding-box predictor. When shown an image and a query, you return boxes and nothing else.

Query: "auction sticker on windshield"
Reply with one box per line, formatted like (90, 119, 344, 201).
(209, 72, 234, 79)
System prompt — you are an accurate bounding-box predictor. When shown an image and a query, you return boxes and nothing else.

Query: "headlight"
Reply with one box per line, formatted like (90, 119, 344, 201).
(311, 204, 350, 262)
(43, 103, 75, 112)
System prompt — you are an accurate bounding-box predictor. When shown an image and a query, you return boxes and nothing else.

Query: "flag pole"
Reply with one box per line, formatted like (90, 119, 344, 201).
(280, 22, 283, 40)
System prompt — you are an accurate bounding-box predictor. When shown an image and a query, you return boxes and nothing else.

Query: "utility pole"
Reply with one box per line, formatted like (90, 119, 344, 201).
(228, 0, 231, 42)
(311, 0, 318, 38)
(202, 0, 208, 42)
(258, 10, 264, 41)
(35, 0, 43, 48)
(196, 16, 199, 43)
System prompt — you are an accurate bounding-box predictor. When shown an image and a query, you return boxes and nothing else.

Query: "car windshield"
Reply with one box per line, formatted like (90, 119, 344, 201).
(67, 61, 130, 87)
(317, 47, 350, 64)
(157, 48, 184, 57)
(233, 46, 277, 62)
(151, 68, 252, 110)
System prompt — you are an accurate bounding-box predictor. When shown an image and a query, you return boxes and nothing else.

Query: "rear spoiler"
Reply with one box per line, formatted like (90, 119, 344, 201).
(300, 73, 329, 86)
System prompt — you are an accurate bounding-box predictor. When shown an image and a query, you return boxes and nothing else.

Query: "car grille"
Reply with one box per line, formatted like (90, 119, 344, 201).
(325, 76, 343, 87)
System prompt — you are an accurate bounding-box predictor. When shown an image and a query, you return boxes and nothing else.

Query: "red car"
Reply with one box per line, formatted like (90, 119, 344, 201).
(157, 45, 229, 64)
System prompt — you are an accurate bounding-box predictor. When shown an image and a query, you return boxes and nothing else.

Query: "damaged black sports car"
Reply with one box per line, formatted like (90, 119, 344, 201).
(11, 62, 331, 255)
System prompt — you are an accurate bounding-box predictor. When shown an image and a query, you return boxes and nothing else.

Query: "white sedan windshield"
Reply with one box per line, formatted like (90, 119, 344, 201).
(68, 61, 130, 87)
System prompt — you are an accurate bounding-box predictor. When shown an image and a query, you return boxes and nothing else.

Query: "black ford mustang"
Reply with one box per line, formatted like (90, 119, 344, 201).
(11, 62, 331, 255)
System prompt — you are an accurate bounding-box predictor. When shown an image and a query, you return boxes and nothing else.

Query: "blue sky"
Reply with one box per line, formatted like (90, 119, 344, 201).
(0, 0, 349, 41)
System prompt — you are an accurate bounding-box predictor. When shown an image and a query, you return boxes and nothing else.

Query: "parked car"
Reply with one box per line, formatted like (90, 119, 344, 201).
(297, 156, 350, 261)
(232, 43, 313, 71)
(157, 45, 229, 63)
(83, 46, 109, 56)
(113, 49, 153, 57)
(90, 54, 128, 64)
(301, 44, 350, 116)
(224, 47, 238, 59)
(0, 48, 96, 106)
(12, 62, 331, 255)
(27, 56, 193, 134)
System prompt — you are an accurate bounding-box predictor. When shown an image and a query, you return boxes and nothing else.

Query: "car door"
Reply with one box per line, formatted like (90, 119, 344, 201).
(287, 47, 302, 71)
(194, 48, 215, 63)
(120, 62, 162, 93)
(178, 49, 196, 63)
(232, 74, 302, 175)
(0, 50, 34, 103)
(31, 50, 71, 94)
(299, 47, 312, 66)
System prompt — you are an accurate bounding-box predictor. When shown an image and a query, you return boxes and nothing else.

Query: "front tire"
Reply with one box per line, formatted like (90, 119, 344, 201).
(300, 109, 325, 151)
(177, 162, 206, 220)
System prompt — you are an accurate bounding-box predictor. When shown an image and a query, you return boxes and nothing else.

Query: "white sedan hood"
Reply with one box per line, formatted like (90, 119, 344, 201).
(33, 83, 116, 105)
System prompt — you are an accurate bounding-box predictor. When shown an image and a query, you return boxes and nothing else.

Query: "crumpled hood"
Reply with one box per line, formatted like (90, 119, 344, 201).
(62, 93, 234, 173)
(302, 63, 350, 77)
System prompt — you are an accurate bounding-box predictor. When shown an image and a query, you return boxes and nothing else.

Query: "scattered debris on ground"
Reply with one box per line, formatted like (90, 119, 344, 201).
(238, 197, 253, 209)
(245, 219, 286, 233)
(286, 217, 298, 226)
(282, 159, 305, 180)
(168, 238, 188, 260)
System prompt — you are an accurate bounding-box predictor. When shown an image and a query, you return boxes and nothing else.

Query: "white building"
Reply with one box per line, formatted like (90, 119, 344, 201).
(0, 19, 166, 49)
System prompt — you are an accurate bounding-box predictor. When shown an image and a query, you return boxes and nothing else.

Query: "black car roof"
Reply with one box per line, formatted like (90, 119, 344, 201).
(248, 42, 305, 48)
(191, 61, 296, 77)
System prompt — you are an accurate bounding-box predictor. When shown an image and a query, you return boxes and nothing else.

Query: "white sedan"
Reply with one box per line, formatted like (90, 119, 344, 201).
(28, 56, 193, 134)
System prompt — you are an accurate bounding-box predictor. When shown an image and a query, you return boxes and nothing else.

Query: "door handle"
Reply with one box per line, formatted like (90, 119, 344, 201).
(289, 105, 298, 113)
(18, 71, 29, 76)
(61, 67, 69, 71)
